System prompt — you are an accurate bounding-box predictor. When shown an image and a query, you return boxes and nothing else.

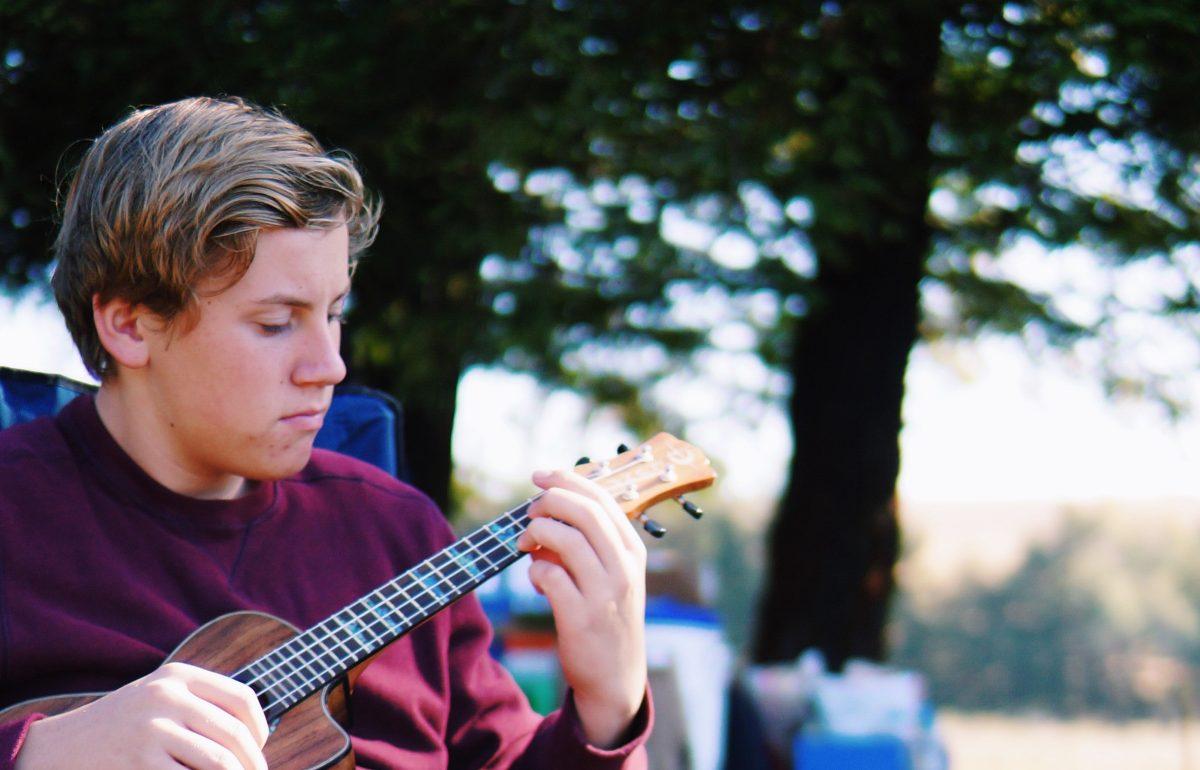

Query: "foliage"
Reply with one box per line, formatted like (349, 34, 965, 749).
(891, 510, 1200, 717)
(5, 0, 1200, 666)
(0, 1, 722, 506)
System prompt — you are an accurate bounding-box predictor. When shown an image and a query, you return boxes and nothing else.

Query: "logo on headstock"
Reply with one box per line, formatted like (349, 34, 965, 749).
(664, 443, 700, 468)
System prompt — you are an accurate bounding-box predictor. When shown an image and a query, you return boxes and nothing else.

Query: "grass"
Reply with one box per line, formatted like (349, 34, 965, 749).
(939, 712, 1200, 770)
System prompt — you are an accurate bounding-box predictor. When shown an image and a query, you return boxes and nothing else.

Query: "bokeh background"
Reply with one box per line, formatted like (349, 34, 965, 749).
(4, 2, 1200, 768)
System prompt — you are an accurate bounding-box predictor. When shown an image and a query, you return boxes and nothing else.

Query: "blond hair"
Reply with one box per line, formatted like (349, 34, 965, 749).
(51, 96, 380, 378)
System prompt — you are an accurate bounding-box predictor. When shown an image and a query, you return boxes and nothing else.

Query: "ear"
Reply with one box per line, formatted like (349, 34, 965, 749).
(92, 294, 152, 370)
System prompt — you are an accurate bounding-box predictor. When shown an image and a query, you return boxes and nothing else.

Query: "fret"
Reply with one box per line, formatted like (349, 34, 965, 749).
(342, 616, 377, 651)
(266, 647, 308, 685)
(443, 542, 488, 591)
(320, 616, 359, 661)
(349, 599, 389, 645)
(248, 503, 540, 717)
(371, 591, 406, 630)
(460, 533, 499, 572)
(364, 595, 404, 636)
(427, 548, 459, 582)
(371, 589, 403, 622)
(396, 572, 437, 616)
(257, 652, 308, 707)
(280, 663, 323, 702)
(243, 658, 284, 700)
(279, 638, 329, 687)
(384, 579, 420, 618)
(483, 514, 526, 557)
(428, 549, 474, 598)
(411, 565, 449, 604)
(424, 557, 452, 596)
(292, 641, 329, 684)
(319, 614, 356, 662)
(286, 631, 337, 683)
(304, 628, 343, 673)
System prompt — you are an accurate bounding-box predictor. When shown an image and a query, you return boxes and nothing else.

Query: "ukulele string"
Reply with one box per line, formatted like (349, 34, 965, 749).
(242, 455, 655, 704)
(237, 499, 536, 699)
(246, 453, 660, 703)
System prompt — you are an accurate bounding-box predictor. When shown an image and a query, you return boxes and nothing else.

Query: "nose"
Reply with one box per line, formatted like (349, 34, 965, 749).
(293, 319, 347, 387)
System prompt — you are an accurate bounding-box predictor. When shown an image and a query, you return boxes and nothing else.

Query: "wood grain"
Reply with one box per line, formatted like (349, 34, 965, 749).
(0, 611, 354, 769)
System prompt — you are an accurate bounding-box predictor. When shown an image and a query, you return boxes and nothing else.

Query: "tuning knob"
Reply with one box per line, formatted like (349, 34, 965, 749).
(575, 456, 591, 466)
(641, 518, 667, 538)
(617, 443, 630, 454)
(677, 497, 703, 519)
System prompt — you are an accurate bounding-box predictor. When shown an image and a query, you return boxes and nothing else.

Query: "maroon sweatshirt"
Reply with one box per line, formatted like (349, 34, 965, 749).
(0, 395, 649, 769)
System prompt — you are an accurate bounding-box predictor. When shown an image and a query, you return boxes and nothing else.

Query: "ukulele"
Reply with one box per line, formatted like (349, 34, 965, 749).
(0, 433, 715, 769)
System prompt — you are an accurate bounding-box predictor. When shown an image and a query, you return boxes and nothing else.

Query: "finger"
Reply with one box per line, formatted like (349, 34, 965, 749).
(179, 668, 270, 749)
(158, 716, 244, 770)
(179, 697, 268, 770)
(528, 546, 564, 569)
(534, 467, 642, 553)
(517, 517, 607, 595)
(526, 486, 625, 570)
(536, 468, 642, 552)
(527, 558, 584, 613)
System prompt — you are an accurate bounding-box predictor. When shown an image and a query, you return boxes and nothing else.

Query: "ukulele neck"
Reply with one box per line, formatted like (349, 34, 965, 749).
(236, 501, 532, 721)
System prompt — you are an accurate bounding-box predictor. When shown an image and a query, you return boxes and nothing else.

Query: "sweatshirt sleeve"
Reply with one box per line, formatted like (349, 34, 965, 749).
(441, 594, 652, 770)
(0, 714, 44, 770)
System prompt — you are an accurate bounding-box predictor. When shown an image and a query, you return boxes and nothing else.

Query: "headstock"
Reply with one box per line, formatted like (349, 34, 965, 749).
(572, 433, 716, 538)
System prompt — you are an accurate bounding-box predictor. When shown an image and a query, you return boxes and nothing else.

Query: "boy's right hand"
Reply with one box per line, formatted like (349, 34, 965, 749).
(14, 662, 269, 770)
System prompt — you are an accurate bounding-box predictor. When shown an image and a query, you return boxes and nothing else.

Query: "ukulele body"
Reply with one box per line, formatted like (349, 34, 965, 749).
(0, 611, 356, 770)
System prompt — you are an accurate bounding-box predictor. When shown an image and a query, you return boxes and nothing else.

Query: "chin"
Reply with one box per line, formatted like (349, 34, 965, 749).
(247, 447, 316, 480)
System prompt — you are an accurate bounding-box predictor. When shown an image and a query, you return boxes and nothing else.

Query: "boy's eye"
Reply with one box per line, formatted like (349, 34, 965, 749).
(259, 322, 290, 335)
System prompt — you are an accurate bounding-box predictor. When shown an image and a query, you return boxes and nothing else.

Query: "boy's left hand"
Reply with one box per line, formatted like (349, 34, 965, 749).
(516, 468, 648, 749)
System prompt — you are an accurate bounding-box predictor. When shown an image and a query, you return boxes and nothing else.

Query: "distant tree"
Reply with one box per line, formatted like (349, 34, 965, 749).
(892, 511, 1200, 716)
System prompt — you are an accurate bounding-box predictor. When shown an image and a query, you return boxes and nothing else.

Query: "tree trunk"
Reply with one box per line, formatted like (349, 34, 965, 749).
(398, 388, 459, 513)
(752, 252, 923, 669)
(752, 3, 943, 669)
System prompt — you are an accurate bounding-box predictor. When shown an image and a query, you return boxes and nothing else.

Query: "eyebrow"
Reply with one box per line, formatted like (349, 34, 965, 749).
(251, 286, 351, 310)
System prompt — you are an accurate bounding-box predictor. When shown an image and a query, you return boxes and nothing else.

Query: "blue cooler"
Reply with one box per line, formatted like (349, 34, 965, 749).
(794, 733, 912, 770)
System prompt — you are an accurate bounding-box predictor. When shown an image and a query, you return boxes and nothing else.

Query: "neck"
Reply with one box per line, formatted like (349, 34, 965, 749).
(235, 501, 534, 721)
(95, 383, 250, 500)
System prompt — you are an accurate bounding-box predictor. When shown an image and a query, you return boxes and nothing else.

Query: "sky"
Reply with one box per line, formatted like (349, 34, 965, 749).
(4, 287, 1200, 509)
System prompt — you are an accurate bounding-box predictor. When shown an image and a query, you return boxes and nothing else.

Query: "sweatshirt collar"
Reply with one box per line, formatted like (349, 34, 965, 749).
(57, 394, 277, 532)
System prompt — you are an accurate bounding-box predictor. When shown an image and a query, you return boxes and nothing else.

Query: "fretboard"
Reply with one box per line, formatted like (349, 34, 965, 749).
(234, 502, 533, 721)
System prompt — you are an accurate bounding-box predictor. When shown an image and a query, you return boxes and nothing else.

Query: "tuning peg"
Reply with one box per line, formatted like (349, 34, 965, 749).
(641, 517, 667, 538)
(575, 456, 591, 466)
(677, 496, 703, 519)
(617, 443, 630, 454)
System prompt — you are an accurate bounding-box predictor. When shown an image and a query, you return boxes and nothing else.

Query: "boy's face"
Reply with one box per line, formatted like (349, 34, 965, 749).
(140, 225, 350, 490)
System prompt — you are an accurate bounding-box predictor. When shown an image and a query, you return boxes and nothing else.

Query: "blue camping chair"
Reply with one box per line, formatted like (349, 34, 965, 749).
(0, 366, 409, 480)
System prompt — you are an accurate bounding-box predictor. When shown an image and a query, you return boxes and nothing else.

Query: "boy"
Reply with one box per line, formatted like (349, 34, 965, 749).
(0, 97, 650, 769)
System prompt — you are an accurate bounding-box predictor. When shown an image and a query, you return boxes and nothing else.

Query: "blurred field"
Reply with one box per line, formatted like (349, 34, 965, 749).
(940, 712, 1200, 770)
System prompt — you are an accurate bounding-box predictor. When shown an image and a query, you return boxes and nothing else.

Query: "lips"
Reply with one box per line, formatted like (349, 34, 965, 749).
(281, 407, 328, 431)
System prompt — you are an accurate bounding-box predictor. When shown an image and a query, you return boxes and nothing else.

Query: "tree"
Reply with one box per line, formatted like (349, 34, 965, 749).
(747, 0, 1200, 668)
(482, 0, 1200, 668)
(892, 510, 1200, 716)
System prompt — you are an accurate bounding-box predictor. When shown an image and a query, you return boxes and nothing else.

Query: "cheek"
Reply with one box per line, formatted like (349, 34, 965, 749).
(174, 334, 285, 424)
